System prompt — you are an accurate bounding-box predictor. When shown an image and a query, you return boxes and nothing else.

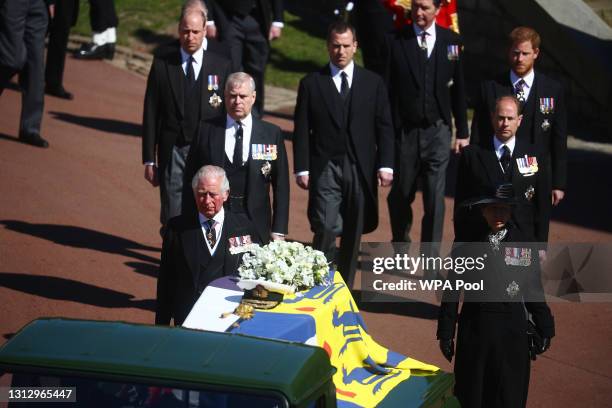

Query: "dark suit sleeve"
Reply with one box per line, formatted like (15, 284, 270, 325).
(142, 59, 160, 164)
(551, 84, 567, 190)
(156, 227, 177, 325)
(437, 246, 463, 340)
(470, 81, 488, 146)
(450, 36, 469, 139)
(272, 127, 290, 235)
(534, 155, 549, 242)
(270, 0, 284, 22)
(375, 75, 394, 169)
(293, 77, 310, 173)
(524, 250, 555, 338)
(453, 148, 472, 240)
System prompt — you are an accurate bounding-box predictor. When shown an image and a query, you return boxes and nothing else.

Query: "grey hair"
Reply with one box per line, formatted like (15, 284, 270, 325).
(225, 72, 256, 93)
(191, 165, 230, 193)
(180, 0, 208, 23)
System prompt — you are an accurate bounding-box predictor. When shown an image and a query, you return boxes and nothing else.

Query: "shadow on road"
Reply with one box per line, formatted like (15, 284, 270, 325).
(48, 111, 141, 137)
(124, 261, 158, 278)
(0, 272, 155, 311)
(1, 220, 160, 267)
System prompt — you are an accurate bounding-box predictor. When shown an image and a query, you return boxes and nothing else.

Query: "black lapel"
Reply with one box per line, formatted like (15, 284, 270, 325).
(348, 66, 365, 124)
(315, 65, 343, 129)
(247, 119, 264, 198)
(530, 72, 543, 138)
(479, 143, 504, 184)
(399, 27, 421, 84)
(180, 217, 204, 289)
(167, 50, 185, 118)
(221, 214, 240, 277)
(433, 26, 445, 91)
(209, 119, 226, 166)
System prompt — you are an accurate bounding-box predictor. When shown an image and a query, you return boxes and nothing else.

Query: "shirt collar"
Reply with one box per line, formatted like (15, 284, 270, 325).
(413, 23, 436, 40)
(199, 206, 225, 226)
(493, 135, 516, 155)
(226, 113, 253, 130)
(329, 60, 354, 80)
(180, 44, 205, 65)
(510, 69, 535, 89)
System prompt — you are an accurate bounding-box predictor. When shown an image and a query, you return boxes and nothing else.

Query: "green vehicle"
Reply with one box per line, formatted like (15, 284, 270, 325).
(0, 319, 458, 407)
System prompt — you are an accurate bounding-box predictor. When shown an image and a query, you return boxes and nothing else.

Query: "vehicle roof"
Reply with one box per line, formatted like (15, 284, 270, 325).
(0, 318, 335, 404)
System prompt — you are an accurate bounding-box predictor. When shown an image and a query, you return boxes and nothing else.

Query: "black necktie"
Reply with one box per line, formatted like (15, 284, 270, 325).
(340, 71, 349, 100)
(186, 56, 195, 88)
(233, 121, 243, 165)
(500, 145, 512, 179)
(205, 219, 216, 248)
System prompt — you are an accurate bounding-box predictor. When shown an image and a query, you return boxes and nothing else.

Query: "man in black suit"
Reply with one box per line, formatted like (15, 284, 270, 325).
(205, 0, 284, 117)
(184, 72, 289, 244)
(156, 165, 257, 326)
(142, 3, 231, 229)
(0, 0, 50, 148)
(454, 96, 547, 242)
(470, 26, 567, 241)
(293, 21, 394, 285)
(45, 0, 79, 100)
(385, 0, 468, 248)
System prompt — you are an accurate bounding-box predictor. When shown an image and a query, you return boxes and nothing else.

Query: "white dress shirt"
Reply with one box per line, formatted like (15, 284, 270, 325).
(413, 23, 437, 58)
(330, 60, 354, 92)
(180, 44, 206, 81)
(199, 207, 225, 255)
(224, 114, 252, 164)
(510, 69, 535, 102)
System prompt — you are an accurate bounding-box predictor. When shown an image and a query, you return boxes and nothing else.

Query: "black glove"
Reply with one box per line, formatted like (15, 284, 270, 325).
(540, 337, 551, 354)
(439, 339, 454, 363)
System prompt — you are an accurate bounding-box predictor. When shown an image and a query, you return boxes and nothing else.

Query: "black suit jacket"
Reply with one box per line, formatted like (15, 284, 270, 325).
(293, 64, 394, 234)
(155, 211, 257, 326)
(470, 71, 567, 190)
(385, 24, 468, 137)
(207, 0, 283, 39)
(142, 47, 231, 173)
(184, 116, 290, 243)
(454, 139, 548, 242)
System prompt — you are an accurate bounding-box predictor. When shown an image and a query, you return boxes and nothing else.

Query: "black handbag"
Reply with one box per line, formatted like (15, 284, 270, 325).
(527, 320, 543, 361)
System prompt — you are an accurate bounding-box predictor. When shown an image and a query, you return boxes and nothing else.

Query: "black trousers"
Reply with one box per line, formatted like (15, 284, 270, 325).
(223, 13, 268, 117)
(0, 0, 48, 136)
(45, 0, 79, 89)
(89, 0, 118, 32)
(308, 157, 364, 287)
(388, 121, 451, 246)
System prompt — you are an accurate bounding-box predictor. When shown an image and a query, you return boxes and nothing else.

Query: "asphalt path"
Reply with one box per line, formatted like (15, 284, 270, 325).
(1, 57, 611, 407)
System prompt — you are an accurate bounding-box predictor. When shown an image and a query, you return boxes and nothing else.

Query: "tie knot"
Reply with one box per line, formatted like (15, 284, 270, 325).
(206, 219, 215, 229)
(501, 145, 511, 156)
(341, 71, 347, 79)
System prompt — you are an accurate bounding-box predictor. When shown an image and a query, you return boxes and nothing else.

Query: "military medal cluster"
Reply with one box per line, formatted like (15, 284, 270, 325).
(252, 144, 277, 177)
(208, 74, 222, 108)
(539, 97, 554, 131)
(447, 44, 459, 60)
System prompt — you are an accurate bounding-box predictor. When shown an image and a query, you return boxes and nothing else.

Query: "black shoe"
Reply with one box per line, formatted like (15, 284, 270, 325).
(19, 133, 49, 148)
(45, 85, 73, 100)
(75, 42, 115, 60)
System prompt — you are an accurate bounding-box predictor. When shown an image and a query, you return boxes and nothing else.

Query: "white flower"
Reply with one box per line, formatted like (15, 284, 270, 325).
(238, 241, 330, 290)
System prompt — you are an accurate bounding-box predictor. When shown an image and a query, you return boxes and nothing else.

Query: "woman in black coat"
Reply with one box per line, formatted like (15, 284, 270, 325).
(437, 184, 555, 408)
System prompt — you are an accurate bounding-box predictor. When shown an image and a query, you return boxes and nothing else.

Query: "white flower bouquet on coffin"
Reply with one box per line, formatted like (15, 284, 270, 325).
(237, 241, 330, 308)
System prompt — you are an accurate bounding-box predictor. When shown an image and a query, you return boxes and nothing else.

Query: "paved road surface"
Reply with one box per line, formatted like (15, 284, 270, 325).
(1, 57, 611, 407)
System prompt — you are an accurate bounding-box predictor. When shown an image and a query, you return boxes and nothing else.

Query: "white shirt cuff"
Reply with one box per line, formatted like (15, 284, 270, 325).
(272, 21, 284, 28)
(295, 171, 309, 177)
(144, 162, 156, 167)
(378, 167, 393, 174)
